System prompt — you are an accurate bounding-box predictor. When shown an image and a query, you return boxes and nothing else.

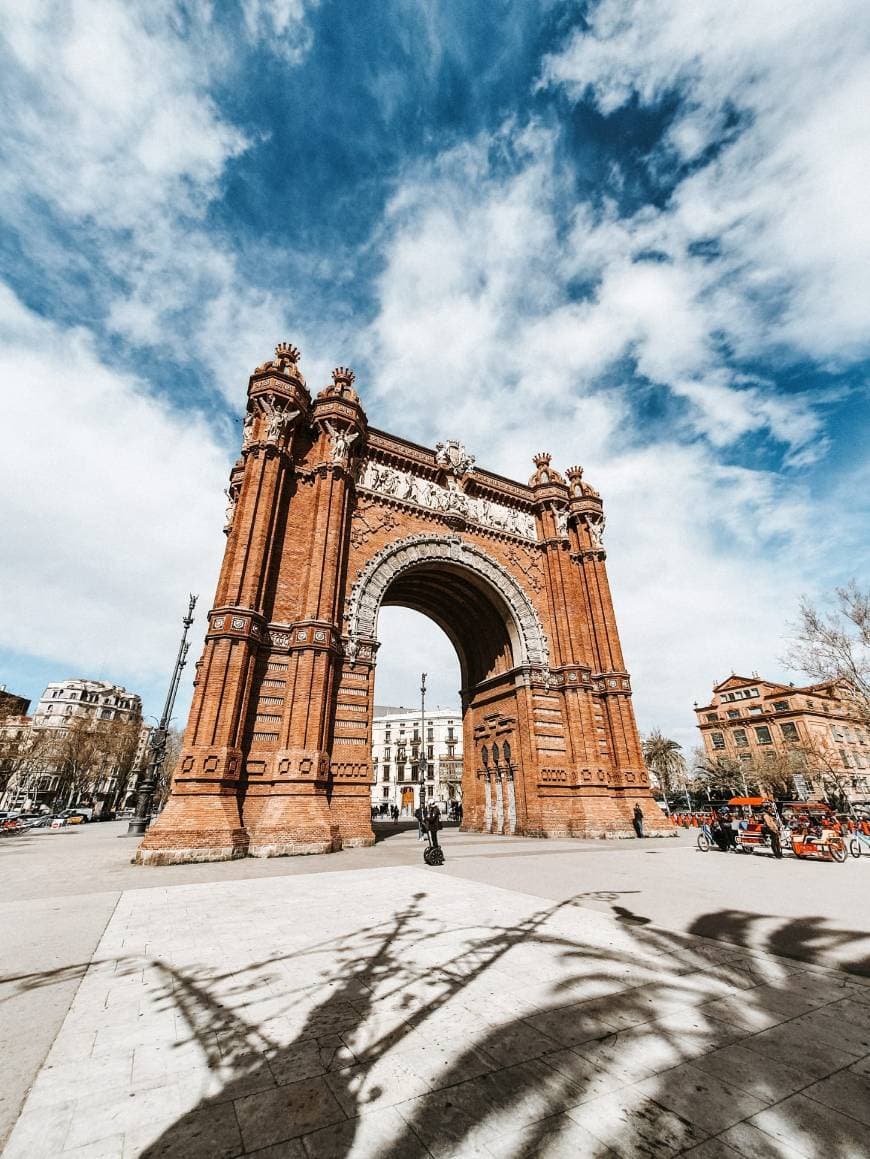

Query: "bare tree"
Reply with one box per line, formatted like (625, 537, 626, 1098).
(0, 726, 50, 805)
(784, 582, 870, 721)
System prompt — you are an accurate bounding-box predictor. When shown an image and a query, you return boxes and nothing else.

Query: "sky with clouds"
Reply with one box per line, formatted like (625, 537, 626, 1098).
(1, 0, 868, 751)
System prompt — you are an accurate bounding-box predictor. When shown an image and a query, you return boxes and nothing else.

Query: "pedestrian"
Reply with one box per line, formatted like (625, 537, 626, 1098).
(414, 805, 426, 841)
(427, 803, 441, 849)
(760, 806, 782, 859)
(632, 803, 645, 839)
(457, 801, 463, 825)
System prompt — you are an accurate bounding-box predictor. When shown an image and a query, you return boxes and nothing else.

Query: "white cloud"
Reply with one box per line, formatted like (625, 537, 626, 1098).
(0, 0, 305, 399)
(241, 0, 318, 62)
(0, 283, 229, 686)
(362, 105, 853, 741)
(542, 0, 870, 363)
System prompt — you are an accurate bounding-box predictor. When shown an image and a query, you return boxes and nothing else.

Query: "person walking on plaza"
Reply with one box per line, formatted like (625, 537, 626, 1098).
(414, 805, 426, 841)
(633, 803, 645, 838)
(761, 806, 783, 859)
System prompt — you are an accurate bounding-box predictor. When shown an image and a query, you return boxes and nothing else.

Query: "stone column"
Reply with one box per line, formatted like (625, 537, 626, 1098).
(136, 345, 310, 864)
(564, 467, 667, 831)
(246, 368, 373, 856)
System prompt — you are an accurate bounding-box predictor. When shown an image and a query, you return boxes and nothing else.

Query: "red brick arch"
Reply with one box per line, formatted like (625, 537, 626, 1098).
(137, 348, 667, 864)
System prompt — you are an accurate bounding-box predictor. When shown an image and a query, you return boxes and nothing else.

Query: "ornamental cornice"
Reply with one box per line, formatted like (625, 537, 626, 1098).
(591, 671, 632, 694)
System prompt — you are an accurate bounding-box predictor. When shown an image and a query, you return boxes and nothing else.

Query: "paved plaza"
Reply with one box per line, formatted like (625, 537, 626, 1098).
(2, 824, 869, 1158)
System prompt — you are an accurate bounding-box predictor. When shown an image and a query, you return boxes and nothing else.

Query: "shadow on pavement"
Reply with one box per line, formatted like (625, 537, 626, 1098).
(108, 896, 870, 1159)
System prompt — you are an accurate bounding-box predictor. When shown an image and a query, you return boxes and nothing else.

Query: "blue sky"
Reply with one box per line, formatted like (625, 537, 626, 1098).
(1, 0, 868, 751)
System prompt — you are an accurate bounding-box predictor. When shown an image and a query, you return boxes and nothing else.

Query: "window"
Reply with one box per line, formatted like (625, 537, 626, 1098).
(749, 706, 763, 715)
(383, 747, 390, 761)
(382, 765, 390, 781)
(427, 745, 433, 759)
(427, 765, 434, 780)
(397, 766, 405, 782)
(427, 786, 434, 798)
(755, 726, 773, 745)
(727, 710, 740, 719)
(773, 701, 789, 712)
(711, 732, 725, 750)
(51, 690, 61, 699)
(705, 713, 719, 722)
(780, 722, 799, 742)
(382, 787, 389, 798)
(733, 729, 748, 747)
(839, 749, 852, 768)
(99, 708, 114, 719)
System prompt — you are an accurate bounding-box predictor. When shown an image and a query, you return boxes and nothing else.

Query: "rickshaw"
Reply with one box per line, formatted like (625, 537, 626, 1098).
(726, 797, 781, 856)
(779, 802, 847, 863)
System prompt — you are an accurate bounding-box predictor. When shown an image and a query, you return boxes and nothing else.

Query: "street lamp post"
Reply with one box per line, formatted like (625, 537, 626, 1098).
(127, 594, 197, 837)
(418, 673, 427, 809)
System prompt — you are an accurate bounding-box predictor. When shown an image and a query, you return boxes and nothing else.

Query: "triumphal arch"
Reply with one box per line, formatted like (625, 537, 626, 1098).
(137, 344, 666, 863)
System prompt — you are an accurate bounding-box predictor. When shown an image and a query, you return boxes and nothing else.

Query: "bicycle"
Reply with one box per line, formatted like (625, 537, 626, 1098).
(848, 830, 870, 859)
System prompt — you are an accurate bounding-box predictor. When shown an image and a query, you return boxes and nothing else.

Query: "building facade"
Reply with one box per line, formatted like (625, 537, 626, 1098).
(695, 674, 870, 804)
(137, 343, 667, 865)
(6, 679, 146, 811)
(371, 707, 462, 815)
(0, 686, 30, 718)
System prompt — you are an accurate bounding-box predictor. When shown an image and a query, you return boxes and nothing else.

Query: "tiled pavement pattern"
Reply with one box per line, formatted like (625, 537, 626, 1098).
(4, 867, 869, 1159)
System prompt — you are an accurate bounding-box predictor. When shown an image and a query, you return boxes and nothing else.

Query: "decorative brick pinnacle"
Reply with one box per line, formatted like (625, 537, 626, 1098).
(332, 366, 356, 389)
(275, 342, 301, 364)
(533, 452, 552, 469)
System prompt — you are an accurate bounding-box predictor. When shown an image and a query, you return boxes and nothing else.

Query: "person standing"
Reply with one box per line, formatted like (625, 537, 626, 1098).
(427, 803, 441, 849)
(414, 805, 426, 841)
(761, 806, 783, 859)
(633, 803, 645, 839)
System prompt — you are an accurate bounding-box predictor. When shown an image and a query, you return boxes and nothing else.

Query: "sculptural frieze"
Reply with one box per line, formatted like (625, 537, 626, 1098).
(356, 458, 536, 541)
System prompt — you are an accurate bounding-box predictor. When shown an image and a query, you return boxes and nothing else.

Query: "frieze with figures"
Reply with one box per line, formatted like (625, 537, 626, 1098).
(356, 458, 537, 542)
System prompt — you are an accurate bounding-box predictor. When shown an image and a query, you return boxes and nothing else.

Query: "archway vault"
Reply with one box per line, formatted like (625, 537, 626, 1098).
(137, 347, 669, 865)
(347, 533, 549, 680)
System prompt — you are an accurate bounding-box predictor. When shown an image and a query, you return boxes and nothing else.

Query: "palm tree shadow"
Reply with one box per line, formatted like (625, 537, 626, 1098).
(135, 897, 870, 1159)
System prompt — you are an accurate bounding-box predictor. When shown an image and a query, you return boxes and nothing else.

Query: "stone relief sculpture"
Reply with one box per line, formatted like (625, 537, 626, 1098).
(223, 488, 238, 533)
(555, 509, 569, 539)
(356, 458, 536, 541)
(242, 413, 255, 449)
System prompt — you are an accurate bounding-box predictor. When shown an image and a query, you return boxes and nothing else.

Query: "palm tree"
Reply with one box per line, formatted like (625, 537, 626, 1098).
(642, 730, 687, 808)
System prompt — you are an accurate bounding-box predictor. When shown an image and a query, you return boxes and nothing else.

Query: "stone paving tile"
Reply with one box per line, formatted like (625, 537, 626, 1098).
(743, 1092, 868, 1158)
(325, 1053, 432, 1118)
(691, 1042, 813, 1106)
(1, 1100, 75, 1159)
(716, 1120, 795, 1158)
(635, 1061, 768, 1134)
(801, 1065, 870, 1127)
(245, 1140, 307, 1159)
(483, 1111, 617, 1157)
(63, 1136, 125, 1159)
(694, 994, 791, 1033)
(300, 1106, 431, 1158)
(233, 1077, 347, 1151)
(266, 1033, 357, 1086)
(566, 1085, 708, 1157)
(123, 1101, 242, 1159)
(738, 1017, 862, 1078)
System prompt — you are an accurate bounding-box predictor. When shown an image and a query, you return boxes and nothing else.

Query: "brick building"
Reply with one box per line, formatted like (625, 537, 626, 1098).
(0, 686, 30, 718)
(137, 343, 667, 864)
(695, 674, 870, 804)
(371, 706, 462, 815)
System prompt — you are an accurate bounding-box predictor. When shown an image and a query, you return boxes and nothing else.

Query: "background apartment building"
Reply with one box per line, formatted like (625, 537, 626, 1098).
(371, 706, 463, 815)
(695, 674, 870, 805)
(2, 678, 146, 812)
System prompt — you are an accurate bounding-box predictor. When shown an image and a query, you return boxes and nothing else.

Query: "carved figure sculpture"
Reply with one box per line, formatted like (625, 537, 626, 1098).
(242, 413, 255, 449)
(435, 439, 475, 480)
(324, 421, 360, 465)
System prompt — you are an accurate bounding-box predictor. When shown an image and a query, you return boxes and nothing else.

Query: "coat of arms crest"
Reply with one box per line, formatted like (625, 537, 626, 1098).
(434, 439, 475, 480)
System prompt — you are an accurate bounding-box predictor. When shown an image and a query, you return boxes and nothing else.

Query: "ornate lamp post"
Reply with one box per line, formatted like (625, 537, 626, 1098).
(127, 595, 197, 837)
(418, 673, 427, 809)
